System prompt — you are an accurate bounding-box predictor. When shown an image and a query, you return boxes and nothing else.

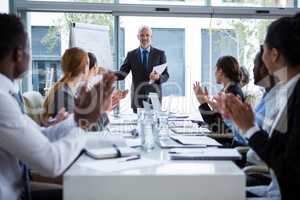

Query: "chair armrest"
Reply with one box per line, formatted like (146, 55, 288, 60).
(30, 170, 62, 185)
(235, 146, 250, 154)
(243, 165, 269, 174)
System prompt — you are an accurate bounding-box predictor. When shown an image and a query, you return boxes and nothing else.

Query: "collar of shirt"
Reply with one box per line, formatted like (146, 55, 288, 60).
(281, 73, 300, 99)
(0, 73, 18, 95)
(139, 46, 151, 55)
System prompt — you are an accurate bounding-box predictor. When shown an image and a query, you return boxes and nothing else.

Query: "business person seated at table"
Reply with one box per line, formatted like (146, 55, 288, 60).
(114, 25, 169, 113)
(243, 46, 281, 198)
(88, 52, 128, 108)
(240, 65, 263, 109)
(42, 47, 89, 123)
(219, 13, 300, 200)
(43, 49, 126, 131)
(87, 52, 128, 130)
(0, 13, 116, 200)
(193, 55, 245, 146)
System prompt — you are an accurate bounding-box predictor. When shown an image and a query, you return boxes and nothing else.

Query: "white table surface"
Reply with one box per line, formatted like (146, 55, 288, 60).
(64, 145, 245, 200)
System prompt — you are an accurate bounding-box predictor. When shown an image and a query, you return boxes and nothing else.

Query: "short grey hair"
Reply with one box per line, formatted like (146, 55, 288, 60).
(138, 25, 152, 35)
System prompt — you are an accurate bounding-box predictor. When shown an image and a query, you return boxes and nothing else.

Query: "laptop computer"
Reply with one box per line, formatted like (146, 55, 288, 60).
(148, 92, 162, 112)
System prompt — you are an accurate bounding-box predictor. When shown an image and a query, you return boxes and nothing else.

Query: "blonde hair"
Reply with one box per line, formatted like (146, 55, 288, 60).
(42, 47, 88, 123)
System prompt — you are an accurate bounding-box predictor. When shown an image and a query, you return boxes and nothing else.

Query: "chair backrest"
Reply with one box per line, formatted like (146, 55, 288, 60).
(23, 91, 44, 126)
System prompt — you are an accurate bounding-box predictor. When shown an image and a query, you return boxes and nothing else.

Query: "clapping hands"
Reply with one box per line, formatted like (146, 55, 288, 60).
(74, 72, 116, 130)
(193, 81, 209, 104)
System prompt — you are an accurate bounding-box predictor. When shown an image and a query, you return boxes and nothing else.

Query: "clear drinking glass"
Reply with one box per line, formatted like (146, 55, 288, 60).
(157, 111, 169, 138)
(140, 111, 155, 152)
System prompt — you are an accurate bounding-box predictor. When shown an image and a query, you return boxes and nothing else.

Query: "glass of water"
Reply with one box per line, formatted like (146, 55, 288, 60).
(157, 111, 169, 138)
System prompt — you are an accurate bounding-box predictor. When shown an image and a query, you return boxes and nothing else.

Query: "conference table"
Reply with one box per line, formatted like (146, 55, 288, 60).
(63, 114, 246, 200)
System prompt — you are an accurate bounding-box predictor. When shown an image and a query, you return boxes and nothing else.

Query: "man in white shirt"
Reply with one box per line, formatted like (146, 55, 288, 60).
(0, 13, 115, 200)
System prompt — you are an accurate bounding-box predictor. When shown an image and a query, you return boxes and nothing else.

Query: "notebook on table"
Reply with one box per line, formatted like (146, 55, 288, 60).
(169, 148, 241, 160)
(85, 146, 139, 160)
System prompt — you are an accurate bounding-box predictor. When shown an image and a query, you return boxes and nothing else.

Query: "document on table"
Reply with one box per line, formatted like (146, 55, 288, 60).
(170, 127, 211, 135)
(78, 157, 166, 173)
(169, 148, 241, 160)
(149, 63, 167, 84)
(170, 135, 222, 146)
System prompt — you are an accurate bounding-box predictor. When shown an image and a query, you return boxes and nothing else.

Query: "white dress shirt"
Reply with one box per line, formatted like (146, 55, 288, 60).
(245, 73, 300, 199)
(0, 73, 89, 200)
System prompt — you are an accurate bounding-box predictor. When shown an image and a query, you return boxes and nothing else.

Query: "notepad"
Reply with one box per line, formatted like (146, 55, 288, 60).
(85, 146, 139, 160)
(170, 135, 222, 146)
(169, 148, 241, 160)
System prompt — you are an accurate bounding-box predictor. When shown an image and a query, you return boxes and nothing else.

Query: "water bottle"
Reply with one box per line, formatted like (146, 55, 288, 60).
(140, 111, 155, 151)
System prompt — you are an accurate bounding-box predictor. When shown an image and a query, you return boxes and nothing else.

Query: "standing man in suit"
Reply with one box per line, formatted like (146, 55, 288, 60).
(115, 25, 169, 113)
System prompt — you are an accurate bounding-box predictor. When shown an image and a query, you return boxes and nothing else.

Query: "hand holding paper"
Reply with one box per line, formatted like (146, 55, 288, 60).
(149, 63, 167, 84)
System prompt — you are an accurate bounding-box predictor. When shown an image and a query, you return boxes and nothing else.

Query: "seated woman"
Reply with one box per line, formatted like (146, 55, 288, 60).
(43, 47, 89, 124)
(87, 52, 128, 130)
(220, 13, 300, 199)
(43, 50, 127, 131)
(193, 55, 245, 146)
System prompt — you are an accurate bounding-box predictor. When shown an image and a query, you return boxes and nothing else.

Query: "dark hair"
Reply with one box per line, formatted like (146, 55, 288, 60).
(88, 52, 97, 69)
(264, 13, 300, 67)
(0, 14, 27, 61)
(253, 45, 276, 89)
(216, 55, 241, 83)
(240, 65, 250, 86)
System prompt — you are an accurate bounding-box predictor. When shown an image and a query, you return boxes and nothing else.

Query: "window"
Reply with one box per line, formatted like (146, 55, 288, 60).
(31, 26, 61, 96)
(215, 0, 294, 7)
(106, 16, 274, 113)
(0, 0, 9, 13)
(152, 28, 185, 96)
(29, 12, 114, 96)
(201, 29, 237, 95)
(119, 0, 208, 5)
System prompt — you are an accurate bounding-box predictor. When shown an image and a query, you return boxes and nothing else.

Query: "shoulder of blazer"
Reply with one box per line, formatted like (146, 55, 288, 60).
(150, 46, 165, 55)
(226, 84, 245, 101)
(127, 48, 140, 57)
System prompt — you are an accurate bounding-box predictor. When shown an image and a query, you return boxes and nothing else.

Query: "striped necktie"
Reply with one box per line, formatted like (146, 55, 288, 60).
(10, 91, 31, 200)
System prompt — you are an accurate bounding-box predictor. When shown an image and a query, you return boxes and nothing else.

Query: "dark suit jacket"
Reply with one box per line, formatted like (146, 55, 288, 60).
(248, 78, 300, 200)
(115, 46, 169, 111)
(199, 84, 244, 134)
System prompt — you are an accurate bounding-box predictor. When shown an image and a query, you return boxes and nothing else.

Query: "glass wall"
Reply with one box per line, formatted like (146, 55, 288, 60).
(211, 0, 294, 7)
(29, 12, 114, 96)
(118, 16, 271, 113)
(19, 0, 293, 114)
(25, 0, 297, 7)
(0, 0, 9, 13)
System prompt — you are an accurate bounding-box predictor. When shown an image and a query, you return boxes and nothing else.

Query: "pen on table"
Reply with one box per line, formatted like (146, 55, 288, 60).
(120, 155, 141, 162)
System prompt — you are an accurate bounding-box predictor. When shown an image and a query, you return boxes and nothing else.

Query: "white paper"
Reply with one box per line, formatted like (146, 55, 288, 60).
(169, 148, 241, 160)
(152, 63, 167, 74)
(149, 63, 167, 84)
(170, 135, 222, 146)
(170, 127, 211, 135)
(78, 158, 165, 173)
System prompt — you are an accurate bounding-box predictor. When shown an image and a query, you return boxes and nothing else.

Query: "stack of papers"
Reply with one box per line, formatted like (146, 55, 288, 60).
(158, 137, 207, 148)
(170, 135, 222, 146)
(169, 148, 241, 160)
(170, 127, 211, 135)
